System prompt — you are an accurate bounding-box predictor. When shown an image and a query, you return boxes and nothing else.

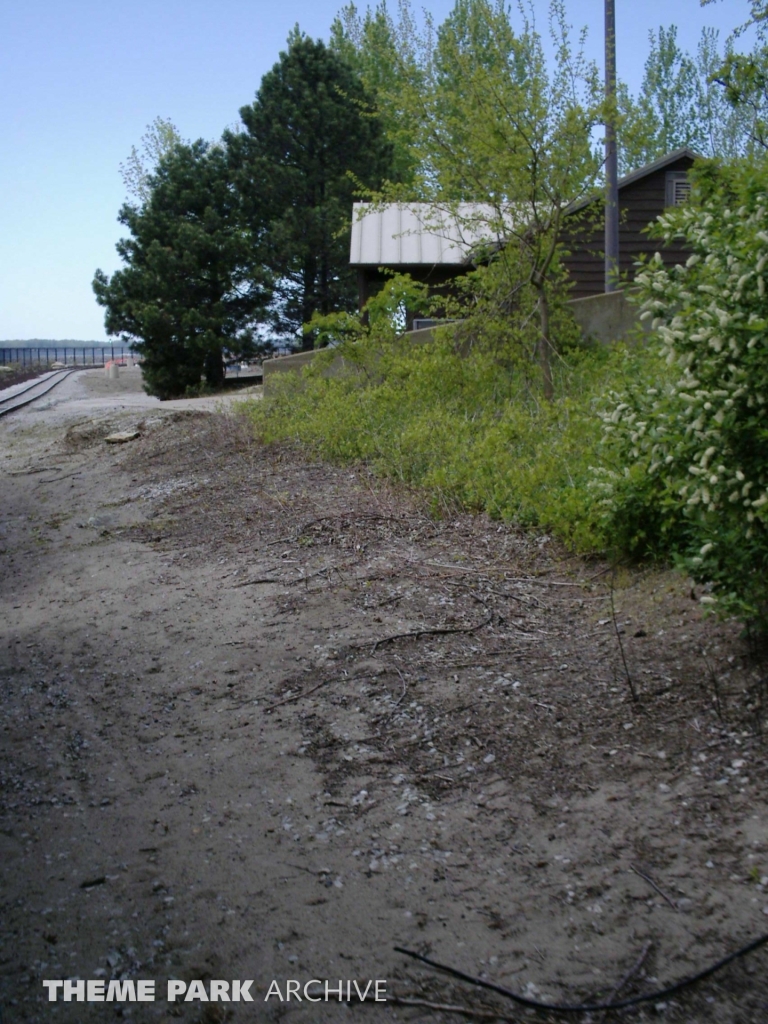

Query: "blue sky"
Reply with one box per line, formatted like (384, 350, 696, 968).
(0, 0, 754, 341)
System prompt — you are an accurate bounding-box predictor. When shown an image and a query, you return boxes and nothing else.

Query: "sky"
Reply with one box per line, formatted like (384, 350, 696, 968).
(0, 0, 755, 342)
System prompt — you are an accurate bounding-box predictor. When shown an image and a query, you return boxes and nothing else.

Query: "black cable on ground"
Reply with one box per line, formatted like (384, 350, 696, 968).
(395, 931, 768, 1015)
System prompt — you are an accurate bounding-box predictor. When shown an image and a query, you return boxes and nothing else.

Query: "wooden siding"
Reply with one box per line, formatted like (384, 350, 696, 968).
(560, 155, 693, 298)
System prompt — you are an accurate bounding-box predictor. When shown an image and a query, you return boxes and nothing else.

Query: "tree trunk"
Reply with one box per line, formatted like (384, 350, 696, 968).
(203, 348, 225, 389)
(300, 259, 317, 352)
(535, 286, 554, 402)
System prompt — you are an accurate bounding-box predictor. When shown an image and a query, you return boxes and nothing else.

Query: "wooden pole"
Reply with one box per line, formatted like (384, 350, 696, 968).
(605, 0, 619, 292)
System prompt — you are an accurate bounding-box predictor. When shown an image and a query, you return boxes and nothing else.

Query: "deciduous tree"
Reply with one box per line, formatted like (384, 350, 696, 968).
(119, 116, 185, 205)
(373, 0, 603, 399)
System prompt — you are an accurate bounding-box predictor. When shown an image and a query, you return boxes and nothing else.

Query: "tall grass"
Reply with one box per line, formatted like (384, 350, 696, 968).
(246, 330, 651, 551)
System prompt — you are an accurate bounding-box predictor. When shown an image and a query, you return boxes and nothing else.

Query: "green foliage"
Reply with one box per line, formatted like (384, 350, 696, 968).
(330, 1, 430, 183)
(119, 117, 185, 205)
(361, 0, 603, 399)
(599, 156, 768, 626)
(227, 33, 392, 349)
(705, 0, 768, 150)
(616, 26, 752, 172)
(250, 298, 618, 549)
(306, 272, 431, 349)
(93, 140, 270, 400)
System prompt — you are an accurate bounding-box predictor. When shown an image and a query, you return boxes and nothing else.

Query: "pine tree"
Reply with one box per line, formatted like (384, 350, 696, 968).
(227, 32, 391, 348)
(94, 140, 271, 399)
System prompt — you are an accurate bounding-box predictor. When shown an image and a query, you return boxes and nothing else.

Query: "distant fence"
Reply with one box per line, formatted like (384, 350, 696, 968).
(0, 346, 137, 368)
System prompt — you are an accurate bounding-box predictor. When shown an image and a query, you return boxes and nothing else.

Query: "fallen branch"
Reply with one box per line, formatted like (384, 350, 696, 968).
(354, 614, 493, 653)
(364, 994, 521, 1021)
(395, 929, 768, 1014)
(610, 568, 638, 702)
(232, 576, 280, 588)
(630, 864, 678, 911)
(263, 678, 332, 711)
(603, 941, 653, 1011)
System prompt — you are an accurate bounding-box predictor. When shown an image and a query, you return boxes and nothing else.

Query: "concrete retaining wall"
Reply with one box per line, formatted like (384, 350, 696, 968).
(262, 349, 322, 381)
(566, 290, 649, 346)
(261, 296, 645, 388)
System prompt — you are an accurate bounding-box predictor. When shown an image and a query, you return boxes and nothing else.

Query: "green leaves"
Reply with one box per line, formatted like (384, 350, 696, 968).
(601, 156, 768, 626)
(229, 35, 392, 347)
(93, 141, 271, 399)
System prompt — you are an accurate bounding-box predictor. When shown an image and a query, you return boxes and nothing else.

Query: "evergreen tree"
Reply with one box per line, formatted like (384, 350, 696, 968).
(227, 32, 391, 349)
(93, 141, 271, 399)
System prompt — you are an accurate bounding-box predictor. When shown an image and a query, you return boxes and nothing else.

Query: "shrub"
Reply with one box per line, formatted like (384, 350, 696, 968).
(250, 284, 620, 550)
(599, 157, 768, 626)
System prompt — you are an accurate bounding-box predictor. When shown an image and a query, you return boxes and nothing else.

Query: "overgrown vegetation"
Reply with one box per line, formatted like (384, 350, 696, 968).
(252, 150, 768, 635)
(599, 157, 768, 628)
(250, 270, 623, 551)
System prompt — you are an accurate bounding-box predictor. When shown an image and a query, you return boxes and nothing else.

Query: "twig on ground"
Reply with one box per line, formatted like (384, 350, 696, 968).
(361, 994, 521, 1020)
(287, 558, 359, 588)
(703, 653, 726, 722)
(630, 864, 678, 911)
(391, 668, 408, 710)
(443, 578, 530, 605)
(395, 930, 768, 1013)
(264, 678, 333, 711)
(610, 567, 638, 702)
(354, 614, 493, 653)
(602, 940, 653, 1013)
(418, 561, 583, 588)
(232, 576, 280, 587)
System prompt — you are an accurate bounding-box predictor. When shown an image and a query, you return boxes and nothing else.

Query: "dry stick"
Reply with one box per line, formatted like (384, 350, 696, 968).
(602, 941, 653, 1015)
(416, 560, 584, 588)
(232, 576, 281, 588)
(391, 668, 408, 710)
(288, 558, 360, 588)
(296, 512, 421, 536)
(395, 931, 768, 1014)
(610, 567, 638, 702)
(355, 614, 493, 654)
(630, 864, 678, 911)
(263, 678, 333, 712)
(443, 578, 529, 605)
(703, 653, 726, 722)
(263, 667, 379, 713)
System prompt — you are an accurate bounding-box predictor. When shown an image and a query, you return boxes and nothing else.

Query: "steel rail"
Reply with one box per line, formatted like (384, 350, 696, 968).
(0, 369, 80, 418)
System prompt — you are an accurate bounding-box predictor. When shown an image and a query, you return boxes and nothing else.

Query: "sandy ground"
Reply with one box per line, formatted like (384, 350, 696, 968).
(2, 369, 768, 1024)
(0, 364, 263, 420)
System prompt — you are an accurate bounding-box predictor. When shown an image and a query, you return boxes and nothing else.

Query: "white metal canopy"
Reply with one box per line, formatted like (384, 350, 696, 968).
(349, 202, 508, 267)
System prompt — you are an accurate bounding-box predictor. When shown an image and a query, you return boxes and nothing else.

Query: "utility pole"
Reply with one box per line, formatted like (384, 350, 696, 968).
(605, 0, 619, 292)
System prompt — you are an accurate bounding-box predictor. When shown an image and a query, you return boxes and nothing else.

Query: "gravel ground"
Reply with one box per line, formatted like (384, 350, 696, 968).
(2, 371, 768, 1024)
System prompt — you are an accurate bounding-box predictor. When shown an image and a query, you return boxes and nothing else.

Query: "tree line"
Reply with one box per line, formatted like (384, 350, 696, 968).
(94, 0, 768, 399)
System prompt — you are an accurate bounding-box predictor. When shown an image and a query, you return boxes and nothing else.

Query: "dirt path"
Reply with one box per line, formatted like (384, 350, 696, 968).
(2, 374, 768, 1023)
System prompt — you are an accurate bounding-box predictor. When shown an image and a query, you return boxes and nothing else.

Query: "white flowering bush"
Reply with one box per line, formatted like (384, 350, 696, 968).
(600, 158, 768, 626)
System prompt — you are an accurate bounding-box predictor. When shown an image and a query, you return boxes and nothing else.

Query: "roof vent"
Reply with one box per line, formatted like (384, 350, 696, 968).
(666, 171, 691, 207)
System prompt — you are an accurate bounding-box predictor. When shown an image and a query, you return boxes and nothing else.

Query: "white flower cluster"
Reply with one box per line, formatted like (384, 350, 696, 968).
(601, 187, 768, 553)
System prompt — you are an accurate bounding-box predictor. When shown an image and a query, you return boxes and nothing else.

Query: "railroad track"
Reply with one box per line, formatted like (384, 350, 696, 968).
(0, 368, 82, 418)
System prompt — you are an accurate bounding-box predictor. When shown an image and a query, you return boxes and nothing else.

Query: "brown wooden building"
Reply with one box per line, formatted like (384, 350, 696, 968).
(561, 147, 698, 298)
(349, 149, 699, 307)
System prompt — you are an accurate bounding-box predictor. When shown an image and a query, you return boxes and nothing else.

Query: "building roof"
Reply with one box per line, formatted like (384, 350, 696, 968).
(349, 202, 509, 267)
(351, 150, 703, 269)
(566, 146, 701, 215)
